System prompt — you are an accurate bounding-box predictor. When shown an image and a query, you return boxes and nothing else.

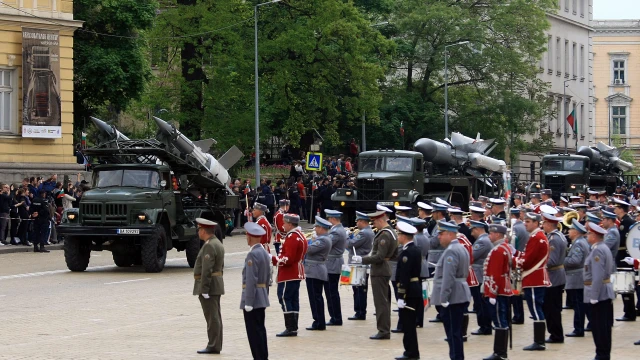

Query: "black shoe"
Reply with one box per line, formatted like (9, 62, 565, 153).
(326, 320, 342, 326)
(394, 356, 420, 360)
(471, 328, 492, 335)
(39, 247, 50, 253)
(348, 316, 366, 321)
(523, 342, 546, 351)
(566, 331, 584, 337)
(634, 340, 640, 345)
(545, 337, 564, 344)
(305, 326, 325, 331)
(369, 333, 390, 340)
(276, 329, 297, 337)
(584, 327, 592, 332)
(482, 354, 505, 360)
(197, 348, 220, 354)
(616, 316, 635, 322)
(562, 306, 573, 310)
(428, 318, 442, 323)
(393, 309, 399, 312)
(391, 328, 403, 333)
(33, 244, 40, 253)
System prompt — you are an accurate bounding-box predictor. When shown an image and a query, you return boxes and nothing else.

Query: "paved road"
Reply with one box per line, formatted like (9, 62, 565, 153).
(1, 236, 639, 360)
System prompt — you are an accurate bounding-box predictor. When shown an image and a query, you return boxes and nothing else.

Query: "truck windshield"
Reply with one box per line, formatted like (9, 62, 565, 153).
(94, 169, 162, 189)
(386, 157, 413, 172)
(544, 159, 585, 172)
(360, 157, 384, 171)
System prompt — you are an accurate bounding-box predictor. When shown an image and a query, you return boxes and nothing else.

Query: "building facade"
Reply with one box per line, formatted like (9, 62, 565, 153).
(0, 0, 83, 183)
(593, 19, 640, 161)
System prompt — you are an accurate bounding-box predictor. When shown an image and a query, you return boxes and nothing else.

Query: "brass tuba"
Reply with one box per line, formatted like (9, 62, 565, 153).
(562, 210, 579, 228)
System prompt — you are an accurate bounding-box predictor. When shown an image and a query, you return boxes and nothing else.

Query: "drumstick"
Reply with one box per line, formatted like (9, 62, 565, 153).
(429, 262, 437, 267)
(392, 302, 416, 311)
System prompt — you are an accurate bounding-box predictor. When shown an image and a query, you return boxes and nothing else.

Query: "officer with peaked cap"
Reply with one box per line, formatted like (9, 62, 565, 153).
(392, 216, 415, 333)
(395, 204, 412, 218)
(469, 220, 493, 335)
(468, 205, 489, 241)
(273, 199, 290, 255)
(323, 209, 347, 326)
(563, 219, 590, 338)
(252, 202, 272, 253)
(540, 211, 567, 344)
(241, 222, 271, 359)
(347, 211, 374, 320)
(600, 210, 620, 272)
(540, 189, 556, 206)
(394, 221, 422, 360)
(584, 223, 615, 360)
(490, 198, 507, 219)
(410, 217, 430, 328)
(193, 218, 225, 354)
(304, 216, 332, 331)
(417, 202, 435, 234)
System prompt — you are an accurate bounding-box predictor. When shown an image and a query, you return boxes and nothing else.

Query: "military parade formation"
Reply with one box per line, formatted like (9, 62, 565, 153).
(192, 187, 640, 360)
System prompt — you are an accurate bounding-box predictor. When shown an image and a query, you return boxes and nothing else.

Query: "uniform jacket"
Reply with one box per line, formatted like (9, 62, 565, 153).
(273, 209, 286, 244)
(564, 236, 590, 290)
(193, 237, 225, 296)
(396, 242, 423, 300)
(240, 243, 271, 309)
(362, 226, 398, 277)
(512, 220, 530, 252)
(583, 241, 615, 302)
(458, 223, 473, 243)
(304, 233, 331, 281)
(514, 228, 550, 288)
(471, 233, 492, 283)
(347, 226, 374, 263)
(255, 215, 272, 252)
(389, 243, 402, 281)
(326, 223, 347, 274)
(482, 240, 513, 298)
(413, 232, 430, 278)
(458, 234, 479, 287)
(604, 226, 620, 262)
(432, 239, 472, 306)
(427, 226, 445, 271)
(30, 196, 50, 220)
(619, 214, 635, 249)
(546, 230, 567, 287)
(272, 228, 308, 282)
(425, 217, 436, 235)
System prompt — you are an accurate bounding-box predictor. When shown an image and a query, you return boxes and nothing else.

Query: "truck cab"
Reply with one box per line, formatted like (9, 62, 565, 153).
(540, 154, 590, 199)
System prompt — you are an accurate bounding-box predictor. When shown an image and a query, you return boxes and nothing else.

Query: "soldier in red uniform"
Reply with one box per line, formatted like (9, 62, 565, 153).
(457, 232, 478, 341)
(252, 202, 272, 254)
(482, 224, 513, 360)
(514, 212, 550, 351)
(273, 199, 289, 255)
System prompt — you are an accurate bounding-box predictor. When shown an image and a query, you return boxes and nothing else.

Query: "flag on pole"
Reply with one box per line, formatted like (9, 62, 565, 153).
(400, 121, 404, 136)
(566, 109, 576, 133)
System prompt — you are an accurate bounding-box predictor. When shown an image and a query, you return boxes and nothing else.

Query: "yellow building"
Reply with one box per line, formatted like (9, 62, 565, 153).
(593, 20, 640, 161)
(0, 0, 82, 183)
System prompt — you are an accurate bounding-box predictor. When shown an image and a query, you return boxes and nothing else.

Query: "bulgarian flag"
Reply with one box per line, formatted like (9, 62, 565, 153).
(566, 109, 577, 133)
(400, 121, 404, 136)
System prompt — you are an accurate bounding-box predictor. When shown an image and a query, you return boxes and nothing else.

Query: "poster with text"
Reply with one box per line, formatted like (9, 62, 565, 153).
(21, 28, 61, 139)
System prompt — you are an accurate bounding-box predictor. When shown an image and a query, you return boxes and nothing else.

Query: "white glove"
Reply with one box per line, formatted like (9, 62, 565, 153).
(398, 299, 406, 309)
(590, 299, 598, 305)
(441, 301, 450, 308)
(624, 257, 635, 266)
(489, 298, 496, 305)
(244, 305, 253, 312)
(202, 294, 210, 299)
(352, 255, 362, 263)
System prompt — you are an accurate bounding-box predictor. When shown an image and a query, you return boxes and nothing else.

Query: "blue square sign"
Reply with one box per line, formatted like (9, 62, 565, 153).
(305, 152, 323, 171)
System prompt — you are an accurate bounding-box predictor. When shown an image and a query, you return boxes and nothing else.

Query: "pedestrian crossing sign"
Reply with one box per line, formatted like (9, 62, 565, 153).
(305, 152, 323, 171)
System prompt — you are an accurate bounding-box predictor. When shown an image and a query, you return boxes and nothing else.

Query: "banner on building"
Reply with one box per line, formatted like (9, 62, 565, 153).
(21, 28, 62, 138)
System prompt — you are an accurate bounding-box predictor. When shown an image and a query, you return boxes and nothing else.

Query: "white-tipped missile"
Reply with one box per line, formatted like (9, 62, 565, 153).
(91, 116, 130, 141)
(153, 116, 230, 186)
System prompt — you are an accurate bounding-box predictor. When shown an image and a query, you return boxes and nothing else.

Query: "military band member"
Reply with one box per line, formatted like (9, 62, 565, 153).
(559, 197, 569, 208)
(393, 216, 414, 333)
(540, 212, 567, 344)
(623, 255, 640, 345)
(241, 222, 271, 360)
(570, 195, 583, 204)
(433, 220, 472, 360)
(395, 204, 413, 218)
(427, 204, 449, 323)
(613, 198, 637, 322)
(273, 199, 290, 255)
(394, 221, 423, 360)
(323, 209, 347, 326)
(584, 223, 615, 360)
(601, 210, 620, 273)
(304, 216, 332, 330)
(411, 217, 430, 327)
(468, 205, 490, 242)
(530, 193, 542, 211)
(417, 201, 435, 234)
(352, 210, 398, 340)
(469, 220, 493, 336)
(513, 193, 524, 207)
(482, 224, 513, 360)
(456, 229, 478, 341)
(348, 211, 374, 321)
(478, 195, 489, 209)
(573, 203, 588, 225)
(587, 189, 599, 201)
(193, 218, 225, 354)
(271, 213, 308, 337)
(490, 198, 507, 219)
(252, 202, 272, 253)
(564, 220, 590, 337)
(540, 189, 556, 207)
(514, 212, 550, 351)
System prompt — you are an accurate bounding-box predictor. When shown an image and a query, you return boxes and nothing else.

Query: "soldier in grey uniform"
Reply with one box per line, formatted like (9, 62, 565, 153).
(347, 211, 374, 321)
(241, 222, 271, 360)
(601, 210, 620, 273)
(540, 212, 568, 344)
(584, 223, 615, 360)
(324, 209, 347, 326)
(563, 219, 590, 338)
(304, 216, 332, 330)
(469, 220, 493, 335)
(427, 204, 449, 323)
(352, 210, 398, 340)
(510, 207, 529, 324)
(432, 220, 472, 360)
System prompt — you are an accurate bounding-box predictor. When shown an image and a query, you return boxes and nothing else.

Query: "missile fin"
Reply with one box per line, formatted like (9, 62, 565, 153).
(218, 145, 244, 169)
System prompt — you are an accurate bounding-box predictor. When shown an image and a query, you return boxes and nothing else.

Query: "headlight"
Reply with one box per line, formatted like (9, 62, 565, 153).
(394, 201, 400, 207)
(340, 201, 346, 207)
(67, 214, 76, 220)
(391, 191, 399, 197)
(570, 185, 576, 189)
(345, 190, 352, 196)
(138, 214, 147, 221)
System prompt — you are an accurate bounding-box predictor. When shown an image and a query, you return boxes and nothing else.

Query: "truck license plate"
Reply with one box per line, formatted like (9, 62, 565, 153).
(117, 229, 140, 235)
(378, 202, 394, 205)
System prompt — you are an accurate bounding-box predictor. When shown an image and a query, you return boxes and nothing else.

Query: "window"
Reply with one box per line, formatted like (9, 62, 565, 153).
(580, 0, 585, 17)
(580, 45, 585, 79)
(572, 42, 577, 78)
(580, 103, 585, 137)
(565, 0, 569, 12)
(612, 106, 626, 135)
(556, 37, 562, 75)
(93, 169, 163, 189)
(547, 35, 553, 72)
(0, 69, 15, 132)
(386, 157, 413, 172)
(573, 0, 577, 14)
(614, 60, 625, 84)
(565, 40, 570, 77)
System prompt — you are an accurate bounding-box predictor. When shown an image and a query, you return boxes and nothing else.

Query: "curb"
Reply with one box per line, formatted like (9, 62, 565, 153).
(0, 243, 64, 255)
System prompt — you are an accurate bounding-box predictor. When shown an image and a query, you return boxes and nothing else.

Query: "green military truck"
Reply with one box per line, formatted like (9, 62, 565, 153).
(540, 154, 590, 199)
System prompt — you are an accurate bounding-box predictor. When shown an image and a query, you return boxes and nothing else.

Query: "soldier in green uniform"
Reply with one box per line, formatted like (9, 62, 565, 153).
(193, 218, 225, 354)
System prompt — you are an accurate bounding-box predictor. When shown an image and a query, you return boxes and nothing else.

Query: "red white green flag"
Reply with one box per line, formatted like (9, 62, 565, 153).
(566, 109, 576, 133)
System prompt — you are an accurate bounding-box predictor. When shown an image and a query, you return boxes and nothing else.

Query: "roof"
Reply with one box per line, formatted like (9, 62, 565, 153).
(359, 149, 422, 157)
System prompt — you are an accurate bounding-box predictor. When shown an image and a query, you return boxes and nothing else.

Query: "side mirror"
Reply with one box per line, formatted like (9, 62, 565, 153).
(160, 180, 167, 188)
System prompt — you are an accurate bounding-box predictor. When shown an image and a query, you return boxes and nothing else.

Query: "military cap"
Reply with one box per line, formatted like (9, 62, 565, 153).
(377, 204, 393, 213)
(435, 197, 451, 206)
(530, 193, 541, 199)
(410, 217, 427, 226)
(587, 190, 598, 196)
(570, 196, 582, 200)
(491, 216, 506, 224)
(598, 190, 607, 195)
(284, 213, 300, 224)
(490, 198, 506, 205)
(469, 201, 483, 208)
(437, 219, 459, 233)
(589, 223, 607, 236)
(571, 220, 587, 233)
(448, 207, 463, 214)
(485, 203, 493, 210)
(560, 197, 569, 203)
(396, 221, 418, 235)
(586, 212, 602, 223)
(469, 220, 486, 229)
(324, 209, 343, 218)
(253, 202, 268, 212)
(314, 216, 332, 229)
(542, 212, 561, 223)
(396, 215, 413, 224)
(432, 204, 449, 212)
(613, 198, 631, 207)
(587, 200, 599, 208)
(395, 205, 412, 212)
(417, 202, 433, 211)
(489, 224, 508, 234)
(571, 203, 588, 209)
(279, 199, 291, 206)
(368, 210, 387, 219)
(510, 208, 521, 214)
(526, 212, 542, 222)
(196, 218, 218, 228)
(601, 210, 616, 219)
(539, 204, 558, 215)
(244, 221, 266, 237)
(478, 196, 489, 202)
(513, 194, 524, 199)
(541, 189, 552, 196)
(469, 205, 486, 213)
(355, 211, 370, 221)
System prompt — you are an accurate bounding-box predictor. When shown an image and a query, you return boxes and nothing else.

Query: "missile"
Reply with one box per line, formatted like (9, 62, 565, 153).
(578, 143, 633, 173)
(91, 116, 130, 141)
(414, 136, 506, 173)
(153, 116, 231, 186)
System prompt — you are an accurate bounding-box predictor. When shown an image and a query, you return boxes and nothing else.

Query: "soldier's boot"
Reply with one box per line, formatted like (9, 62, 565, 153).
(33, 242, 40, 253)
(276, 314, 297, 337)
(483, 328, 509, 360)
(462, 313, 469, 341)
(39, 243, 50, 253)
(293, 313, 299, 331)
(523, 321, 546, 351)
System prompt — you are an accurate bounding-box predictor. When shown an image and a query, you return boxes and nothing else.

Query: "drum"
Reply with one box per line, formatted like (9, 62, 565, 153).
(626, 223, 640, 259)
(612, 270, 636, 293)
(349, 265, 369, 286)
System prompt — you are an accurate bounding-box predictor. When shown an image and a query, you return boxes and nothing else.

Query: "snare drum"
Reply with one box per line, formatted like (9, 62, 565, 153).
(612, 270, 636, 293)
(348, 265, 369, 286)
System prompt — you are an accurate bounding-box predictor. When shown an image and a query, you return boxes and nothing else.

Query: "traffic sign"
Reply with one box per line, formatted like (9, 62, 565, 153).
(305, 152, 323, 171)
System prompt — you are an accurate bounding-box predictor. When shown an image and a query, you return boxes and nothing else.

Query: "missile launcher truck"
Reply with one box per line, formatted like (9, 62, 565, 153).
(58, 117, 242, 273)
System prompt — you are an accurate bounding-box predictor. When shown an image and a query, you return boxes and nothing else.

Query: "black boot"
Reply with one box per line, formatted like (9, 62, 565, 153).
(276, 314, 297, 337)
(462, 313, 469, 341)
(293, 313, 299, 332)
(33, 243, 40, 253)
(523, 321, 546, 351)
(39, 243, 50, 253)
(484, 328, 509, 360)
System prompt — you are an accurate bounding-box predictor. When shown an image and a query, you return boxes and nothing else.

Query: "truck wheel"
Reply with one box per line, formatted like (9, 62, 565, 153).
(186, 236, 201, 268)
(112, 252, 134, 267)
(64, 236, 91, 272)
(141, 226, 168, 273)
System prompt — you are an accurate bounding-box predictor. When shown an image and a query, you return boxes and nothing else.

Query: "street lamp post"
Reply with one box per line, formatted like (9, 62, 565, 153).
(444, 41, 469, 139)
(563, 78, 576, 154)
(255, 0, 281, 187)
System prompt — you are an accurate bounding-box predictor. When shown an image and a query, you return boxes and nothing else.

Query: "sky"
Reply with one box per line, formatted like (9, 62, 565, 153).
(593, 0, 640, 19)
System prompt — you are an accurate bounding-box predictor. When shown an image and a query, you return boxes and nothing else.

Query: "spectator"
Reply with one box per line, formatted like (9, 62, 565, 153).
(224, 214, 234, 237)
(350, 138, 359, 158)
(262, 179, 276, 223)
(28, 177, 39, 199)
(345, 157, 353, 173)
(39, 174, 57, 194)
(14, 189, 30, 246)
(297, 177, 307, 220)
(232, 186, 241, 228)
(62, 186, 76, 210)
(287, 179, 300, 216)
(0, 184, 11, 245)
